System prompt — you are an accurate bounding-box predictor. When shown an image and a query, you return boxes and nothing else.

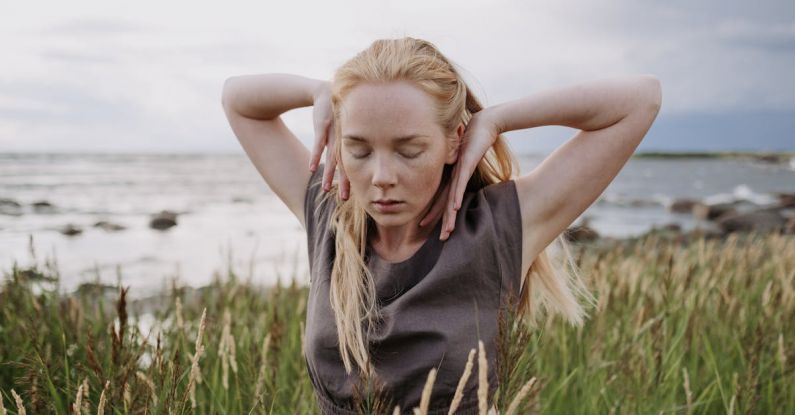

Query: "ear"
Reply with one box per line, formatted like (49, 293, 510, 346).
(445, 123, 465, 165)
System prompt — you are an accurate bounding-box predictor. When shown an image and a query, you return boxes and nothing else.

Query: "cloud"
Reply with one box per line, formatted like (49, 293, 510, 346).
(715, 19, 795, 51)
(39, 49, 119, 64)
(43, 16, 152, 36)
(1, 0, 793, 153)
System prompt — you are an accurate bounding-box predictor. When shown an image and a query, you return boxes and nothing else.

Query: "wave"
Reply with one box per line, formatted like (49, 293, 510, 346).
(703, 184, 779, 206)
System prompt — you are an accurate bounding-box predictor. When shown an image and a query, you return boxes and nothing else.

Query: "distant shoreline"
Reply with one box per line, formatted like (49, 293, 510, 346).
(2, 150, 795, 159)
(632, 151, 795, 160)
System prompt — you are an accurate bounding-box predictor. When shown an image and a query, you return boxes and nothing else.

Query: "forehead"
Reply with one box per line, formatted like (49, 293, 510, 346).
(339, 81, 440, 140)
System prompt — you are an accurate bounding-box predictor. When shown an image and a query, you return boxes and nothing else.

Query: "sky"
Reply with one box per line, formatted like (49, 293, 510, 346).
(1, 0, 793, 155)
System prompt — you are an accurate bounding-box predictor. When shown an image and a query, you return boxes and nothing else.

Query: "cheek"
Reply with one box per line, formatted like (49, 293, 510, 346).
(405, 164, 443, 199)
(341, 156, 443, 193)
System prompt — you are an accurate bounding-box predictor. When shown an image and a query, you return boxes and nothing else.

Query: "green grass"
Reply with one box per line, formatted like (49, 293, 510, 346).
(0, 232, 793, 414)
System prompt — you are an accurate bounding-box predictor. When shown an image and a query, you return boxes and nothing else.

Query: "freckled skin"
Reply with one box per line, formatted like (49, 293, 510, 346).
(338, 81, 458, 255)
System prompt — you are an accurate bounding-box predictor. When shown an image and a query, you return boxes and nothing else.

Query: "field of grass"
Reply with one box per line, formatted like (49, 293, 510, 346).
(0, 232, 793, 414)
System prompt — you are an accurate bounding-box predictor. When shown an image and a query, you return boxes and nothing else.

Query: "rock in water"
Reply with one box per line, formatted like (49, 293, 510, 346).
(150, 210, 178, 230)
(32, 200, 57, 213)
(669, 198, 699, 213)
(94, 220, 127, 231)
(715, 209, 787, 233)
(692, 202, 736, 220)
(59, 224, 83, 236)
(776, 192, 795, 208)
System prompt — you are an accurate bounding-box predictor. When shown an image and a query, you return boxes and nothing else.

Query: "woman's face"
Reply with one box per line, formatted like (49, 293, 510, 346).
(338, 81, 458, 227)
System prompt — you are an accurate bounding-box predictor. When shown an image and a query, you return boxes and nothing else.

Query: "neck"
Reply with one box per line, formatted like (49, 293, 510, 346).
(371, 216, 436, 253)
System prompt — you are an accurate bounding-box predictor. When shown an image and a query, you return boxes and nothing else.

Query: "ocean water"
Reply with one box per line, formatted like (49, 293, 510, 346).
(1, 152, 794, 296)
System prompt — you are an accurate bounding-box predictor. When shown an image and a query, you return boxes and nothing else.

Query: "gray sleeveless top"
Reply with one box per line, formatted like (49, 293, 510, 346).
(302, 163, 523, 414)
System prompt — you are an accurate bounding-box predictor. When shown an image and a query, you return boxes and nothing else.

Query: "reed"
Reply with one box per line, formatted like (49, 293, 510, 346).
(0, 232, 792, 413)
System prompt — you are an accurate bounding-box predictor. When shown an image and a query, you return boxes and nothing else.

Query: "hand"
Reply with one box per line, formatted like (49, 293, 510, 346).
(420, 109, 502, 240)
(310, 81, 350, 200)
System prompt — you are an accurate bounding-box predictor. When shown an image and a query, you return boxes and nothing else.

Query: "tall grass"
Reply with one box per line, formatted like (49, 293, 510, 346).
(0, 232, 793, 413)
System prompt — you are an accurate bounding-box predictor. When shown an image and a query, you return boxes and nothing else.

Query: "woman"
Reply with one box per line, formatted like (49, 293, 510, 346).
(222, 37, 661, 414)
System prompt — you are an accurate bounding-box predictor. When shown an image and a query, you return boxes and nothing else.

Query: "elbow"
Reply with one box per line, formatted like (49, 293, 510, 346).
(640, 74, 662, 115)
(221, 76, 238, 111)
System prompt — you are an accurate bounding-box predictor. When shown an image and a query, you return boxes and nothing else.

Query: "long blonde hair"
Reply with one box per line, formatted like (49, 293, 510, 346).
(315, 37, 594, 376)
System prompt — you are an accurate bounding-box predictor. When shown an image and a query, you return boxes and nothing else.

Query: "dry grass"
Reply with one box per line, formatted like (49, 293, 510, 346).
(0, 232, 793, 413)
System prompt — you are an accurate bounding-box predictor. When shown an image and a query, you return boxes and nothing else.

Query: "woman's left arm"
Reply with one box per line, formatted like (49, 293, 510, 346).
(499, 75, 661, 259)
(440, 75, 661, 260)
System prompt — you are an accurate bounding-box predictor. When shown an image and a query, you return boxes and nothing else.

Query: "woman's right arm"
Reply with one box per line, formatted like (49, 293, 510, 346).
(221, 74, 326, 230)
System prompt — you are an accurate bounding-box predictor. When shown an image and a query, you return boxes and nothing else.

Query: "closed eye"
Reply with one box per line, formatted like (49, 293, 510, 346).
(350, 151, 422, 159)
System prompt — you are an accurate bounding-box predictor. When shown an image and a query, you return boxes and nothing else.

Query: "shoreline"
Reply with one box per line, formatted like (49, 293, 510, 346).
(2, 150, 795, 158)
(10, 226, 792, 313)
(632, 150, 795, 160)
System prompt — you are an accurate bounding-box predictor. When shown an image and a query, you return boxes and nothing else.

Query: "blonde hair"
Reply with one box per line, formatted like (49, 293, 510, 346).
(315, 37, 594, 377)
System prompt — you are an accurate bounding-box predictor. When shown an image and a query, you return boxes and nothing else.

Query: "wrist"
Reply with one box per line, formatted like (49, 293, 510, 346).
(478, 105, 506, 136)
(311, 79, 331, 103)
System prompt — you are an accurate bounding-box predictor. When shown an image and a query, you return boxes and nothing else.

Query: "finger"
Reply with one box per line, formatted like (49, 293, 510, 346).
(440, 203, 449, 240)
(443, 210, 458, 241)
(311, 119, 329, 172)
(445, 162, 461, 232)
(439, 212, 447, 241)
(323, 133, 336, 191)
(325, 133, 337, 192)
(339, 164, 350, 200)
(452, 157, 471, 211)
(445, 160, 468, 238)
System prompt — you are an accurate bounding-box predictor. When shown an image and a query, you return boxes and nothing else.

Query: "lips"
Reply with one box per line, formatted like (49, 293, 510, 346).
(372, 200, 404, 213)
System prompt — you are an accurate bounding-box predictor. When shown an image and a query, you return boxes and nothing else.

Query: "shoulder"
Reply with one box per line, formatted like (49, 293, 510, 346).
(304, 163, 335, 232)
(452, 179, 521, 243)
(480, 179, 519, 210)
(304, 164, 336, 253)
(469, 179, 521, 224)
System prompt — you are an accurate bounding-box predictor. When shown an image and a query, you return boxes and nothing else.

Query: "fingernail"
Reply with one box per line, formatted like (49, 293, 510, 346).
(309, 162, 315, 172)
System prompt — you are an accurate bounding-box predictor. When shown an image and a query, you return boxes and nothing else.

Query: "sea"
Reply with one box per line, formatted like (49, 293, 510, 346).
(2, 152, 794, 297)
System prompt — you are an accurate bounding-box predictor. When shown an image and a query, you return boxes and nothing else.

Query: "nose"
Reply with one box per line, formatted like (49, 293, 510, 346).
(371, 158, 397, 189)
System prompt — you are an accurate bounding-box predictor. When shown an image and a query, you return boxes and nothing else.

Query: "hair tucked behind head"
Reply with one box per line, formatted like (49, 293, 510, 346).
(316, 37, 594, 377)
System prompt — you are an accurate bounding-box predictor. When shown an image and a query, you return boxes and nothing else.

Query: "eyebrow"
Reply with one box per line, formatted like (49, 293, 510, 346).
(342, 134, 425, 143)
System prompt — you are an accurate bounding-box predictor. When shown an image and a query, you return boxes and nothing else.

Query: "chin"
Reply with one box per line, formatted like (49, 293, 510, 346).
(369, 211, 408, 224)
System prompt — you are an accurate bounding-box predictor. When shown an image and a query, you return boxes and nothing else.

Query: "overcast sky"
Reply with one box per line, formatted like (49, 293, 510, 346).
(1, 0, 793, 154)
